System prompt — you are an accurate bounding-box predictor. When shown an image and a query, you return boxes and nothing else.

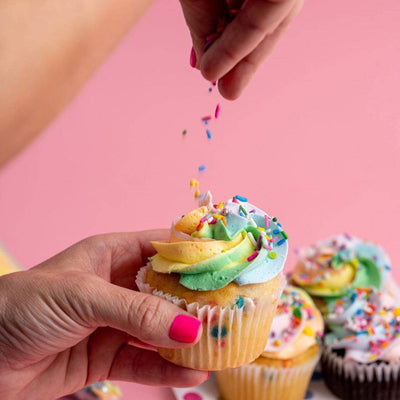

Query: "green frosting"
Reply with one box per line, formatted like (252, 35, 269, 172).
(180, 244, 269, 290)
(179, 233, 252, 275)
(351, 257, 382, 290)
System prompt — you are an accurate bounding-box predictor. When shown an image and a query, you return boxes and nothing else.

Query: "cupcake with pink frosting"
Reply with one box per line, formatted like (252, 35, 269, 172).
(321, 287, 400, 400)
(215, 286, 324, 400)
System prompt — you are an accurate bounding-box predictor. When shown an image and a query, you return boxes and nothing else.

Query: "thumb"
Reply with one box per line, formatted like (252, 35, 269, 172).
(78, 279, 202, 348)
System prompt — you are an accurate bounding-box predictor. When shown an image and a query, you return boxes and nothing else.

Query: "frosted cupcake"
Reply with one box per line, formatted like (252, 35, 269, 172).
(215, 286, 323, 400)
(291, 234, 391, 302)
(321, 288, 400, 400)
(136, 192, 288, 370)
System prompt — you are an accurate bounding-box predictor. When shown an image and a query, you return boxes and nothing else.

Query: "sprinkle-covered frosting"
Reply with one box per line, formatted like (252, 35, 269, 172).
(262, 286, 324, 360)
(291, 234, 391, 297)
(149, 192, 288, 291)
(324, 288, 400, 363)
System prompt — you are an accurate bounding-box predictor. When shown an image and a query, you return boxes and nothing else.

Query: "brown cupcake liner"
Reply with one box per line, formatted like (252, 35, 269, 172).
(321, 346, 400, 400)
(136, 265, 286, 370)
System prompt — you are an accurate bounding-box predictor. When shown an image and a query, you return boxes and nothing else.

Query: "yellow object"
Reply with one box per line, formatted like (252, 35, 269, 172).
(174, 206, 209, 234)
(151, 233, 243, 264)
(190, 178, 199, 187)
(303, 326, 314, 337)
(297, 263, 356, 296)
(0, 245, 21, 276)
(394, 308, 400, 316)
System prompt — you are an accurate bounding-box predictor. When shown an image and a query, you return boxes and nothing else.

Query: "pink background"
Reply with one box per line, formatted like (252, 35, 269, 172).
(1, 0, 400, 398)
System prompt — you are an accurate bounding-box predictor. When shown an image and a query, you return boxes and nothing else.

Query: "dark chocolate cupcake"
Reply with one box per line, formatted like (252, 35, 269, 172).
(321, 288, 400, 400)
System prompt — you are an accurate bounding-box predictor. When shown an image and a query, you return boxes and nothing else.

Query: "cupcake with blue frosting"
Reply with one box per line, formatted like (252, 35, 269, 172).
(136, 192, 288, 370)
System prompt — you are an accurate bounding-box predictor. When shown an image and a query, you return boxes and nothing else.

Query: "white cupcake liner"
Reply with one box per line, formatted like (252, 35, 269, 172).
(321, 346, 400, 399)
(215, 351, 320, 400)
(136, 265, 286, 370)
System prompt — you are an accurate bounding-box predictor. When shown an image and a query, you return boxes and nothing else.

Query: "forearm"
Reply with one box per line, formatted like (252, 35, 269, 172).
(0, 0, 153, 166)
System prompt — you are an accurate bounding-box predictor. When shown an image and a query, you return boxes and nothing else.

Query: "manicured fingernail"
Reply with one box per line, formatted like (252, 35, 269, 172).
(169, 315, 201, 343)
(190, 47, 197, 68)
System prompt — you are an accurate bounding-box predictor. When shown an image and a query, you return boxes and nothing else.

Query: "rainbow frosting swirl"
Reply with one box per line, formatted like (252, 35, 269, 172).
(150, 192, 288, 291)
(325, 288, 400, 363)
(263, 286, 324, 360)
(291, 234, 391, 297)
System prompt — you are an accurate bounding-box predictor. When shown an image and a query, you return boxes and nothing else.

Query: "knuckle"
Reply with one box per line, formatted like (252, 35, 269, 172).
(241, 9, 266, 37)
(133, 294, 165, 337)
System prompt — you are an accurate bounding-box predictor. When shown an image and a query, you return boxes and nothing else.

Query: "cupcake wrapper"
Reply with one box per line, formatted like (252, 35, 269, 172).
(215, 352, 320, 400)
(136, 265, 286, 370)
(321, 346, 400, 400)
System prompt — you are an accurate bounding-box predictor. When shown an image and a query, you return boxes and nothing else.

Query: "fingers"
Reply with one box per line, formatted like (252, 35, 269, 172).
(109, 344, 209, 387)
(180, 0, 227, 67)
(201, 0, 297, 82)
(218, 0, 303, 100)
(81, 279, 202, 349)
(38, 230, 169, 289)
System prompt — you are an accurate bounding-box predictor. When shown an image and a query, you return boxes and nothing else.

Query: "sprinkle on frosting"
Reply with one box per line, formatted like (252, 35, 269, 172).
(150, 192, 288, 291)
(292, 234, 391, 297)
(325, 288, 400, 363)
(263, 286, 323, 359)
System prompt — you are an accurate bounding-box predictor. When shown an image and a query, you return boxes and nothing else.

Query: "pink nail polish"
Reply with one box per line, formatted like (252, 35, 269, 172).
(190, 47, 197, 68)
(169, 315, 201, 343)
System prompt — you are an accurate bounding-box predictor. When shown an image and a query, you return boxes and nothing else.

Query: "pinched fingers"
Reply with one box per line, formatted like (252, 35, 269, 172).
(201, 0, 298, 82)
(217, 0, 304, 99)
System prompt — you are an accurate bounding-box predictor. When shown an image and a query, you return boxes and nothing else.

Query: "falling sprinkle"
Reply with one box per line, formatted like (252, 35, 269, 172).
(190, 178, 199, 187)
(201, 116, 212, 121)
(206, 129, 212, 140)
(182, 129, 187, 136)
(215, 104, 221, 119)
(198, 165, 206, 172)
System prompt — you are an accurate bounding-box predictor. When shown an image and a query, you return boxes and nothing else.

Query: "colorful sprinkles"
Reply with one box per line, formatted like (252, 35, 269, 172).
(326, 288, 400, 363)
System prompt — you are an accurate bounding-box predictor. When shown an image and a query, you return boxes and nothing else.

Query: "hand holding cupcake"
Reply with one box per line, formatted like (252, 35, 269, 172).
(136, 192, 288, 370)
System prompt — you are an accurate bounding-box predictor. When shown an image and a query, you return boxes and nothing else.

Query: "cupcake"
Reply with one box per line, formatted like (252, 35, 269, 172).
(215, 286, 324, 400)
(321, 287, 400, 400)
(136, 192, 288, 370)
(291, 234, 391, 308)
